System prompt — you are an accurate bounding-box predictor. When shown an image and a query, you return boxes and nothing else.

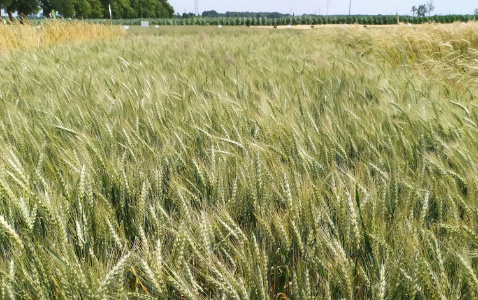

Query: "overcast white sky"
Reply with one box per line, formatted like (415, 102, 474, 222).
(170, 0, 475, 16)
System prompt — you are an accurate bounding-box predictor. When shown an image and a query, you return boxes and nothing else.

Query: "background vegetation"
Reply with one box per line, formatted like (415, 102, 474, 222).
(201, 11, 288, 19)
(83, 14, 478, 26)
(0, 22, 477, 299)
(0, 0, 174, 19)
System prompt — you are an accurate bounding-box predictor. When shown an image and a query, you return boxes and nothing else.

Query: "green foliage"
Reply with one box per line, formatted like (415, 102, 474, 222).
(74, 0, 91, 18)
(0, 0, 15, 12)
(0, 25, 477, 299)
(87, 0, 103, 18)
(83, 14, 477, 26)
(202, 10, 219, 17)
(5, 0, 173, 19)
(5, 0, 40, 17)
(39, 0, 52, 16)
(50, 0, 75, 17)
(127, 0, 173, 18)
(98, 0, 173, 19)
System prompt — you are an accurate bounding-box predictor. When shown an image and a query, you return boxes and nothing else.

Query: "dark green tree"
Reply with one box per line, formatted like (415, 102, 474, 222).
(100, 0, 135, 18)
(6, 0, 172, 19)
(41, 0, 101, 18)
(74, 0, 91, 17)
(182, 12, 194, 18)
(129, 0, 173, 18)
(0, 0, 15, 19)
(202, 10, 218, 17)
(40, 0, 52, 16)
(6, 0, 40, 20)
(157, 0, 172, 17)
(52, 0, 75, 17)
(87, 0, 102, 17)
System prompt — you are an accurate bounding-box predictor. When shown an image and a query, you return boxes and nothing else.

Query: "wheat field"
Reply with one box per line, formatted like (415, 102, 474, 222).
(0, 20, 124, 52)
(0, 22, 477, 299)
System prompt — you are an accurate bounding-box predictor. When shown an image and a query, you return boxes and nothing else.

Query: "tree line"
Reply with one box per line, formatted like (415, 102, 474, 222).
(0, 0, 174, 19)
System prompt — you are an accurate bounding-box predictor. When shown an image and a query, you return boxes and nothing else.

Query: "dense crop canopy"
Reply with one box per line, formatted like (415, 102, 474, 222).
(0, 24, 477, 299)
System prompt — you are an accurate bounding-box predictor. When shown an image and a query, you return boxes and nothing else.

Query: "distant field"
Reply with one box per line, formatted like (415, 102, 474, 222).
(0, 23, 477, 299)
(0, 21, 124, 52)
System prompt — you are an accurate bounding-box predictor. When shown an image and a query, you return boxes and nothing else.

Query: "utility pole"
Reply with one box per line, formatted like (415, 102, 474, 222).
(349, 0, 351, 15)
(195, 0, 198, 16)
(327, 1, 329, 15)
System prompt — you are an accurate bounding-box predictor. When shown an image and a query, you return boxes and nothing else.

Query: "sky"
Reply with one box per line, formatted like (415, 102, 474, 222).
(0, 0, 474, 17)
(169, 0, 475, 16)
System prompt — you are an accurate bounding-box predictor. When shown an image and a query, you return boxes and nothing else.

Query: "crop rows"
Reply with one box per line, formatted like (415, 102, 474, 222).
(81, 14, 478, 26)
